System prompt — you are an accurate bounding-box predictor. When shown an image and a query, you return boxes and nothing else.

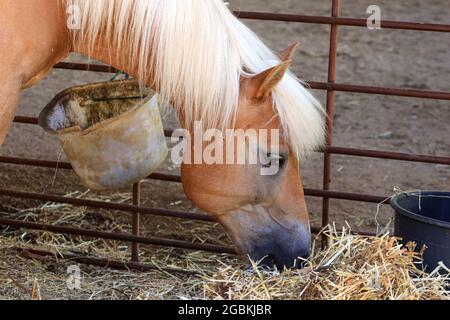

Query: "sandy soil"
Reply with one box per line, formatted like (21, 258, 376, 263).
(0, 0, 449, 299)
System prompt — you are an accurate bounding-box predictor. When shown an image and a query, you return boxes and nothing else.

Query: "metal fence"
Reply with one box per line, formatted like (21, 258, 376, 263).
(1, 0, 449, 272)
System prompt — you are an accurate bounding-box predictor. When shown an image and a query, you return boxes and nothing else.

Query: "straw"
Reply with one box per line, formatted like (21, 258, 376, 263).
(0, 192, 448, 300)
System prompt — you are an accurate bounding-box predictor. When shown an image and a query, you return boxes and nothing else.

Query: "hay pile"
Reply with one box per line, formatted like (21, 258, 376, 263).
(0, 190, 235, 300)
(0, 192, 448, 300)
(201, 226, 449, 300)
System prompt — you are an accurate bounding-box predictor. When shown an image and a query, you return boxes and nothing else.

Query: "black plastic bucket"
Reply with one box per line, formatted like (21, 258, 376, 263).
(391, 191, 450, 272)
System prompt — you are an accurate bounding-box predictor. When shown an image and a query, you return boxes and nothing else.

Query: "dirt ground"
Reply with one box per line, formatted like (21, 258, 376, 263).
(0, 0, 449, 300)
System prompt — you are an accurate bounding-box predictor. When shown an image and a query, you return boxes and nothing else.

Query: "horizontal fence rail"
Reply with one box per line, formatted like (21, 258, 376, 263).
(0, 217, 236, 254)
(53, 63, 450, 101)
(10, 119, 450, 166)
(233, 11, 450, 33)
(19, 248, 202, 275)
(0, 158, 390, 205)
(1, 2, 449, 272)
(0, 188, 212, 222)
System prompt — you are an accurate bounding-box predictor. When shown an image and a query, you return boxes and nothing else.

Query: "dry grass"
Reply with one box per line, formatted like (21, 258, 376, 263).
(0, 191, 235, 300)
(0, 191, 448, 300)
(201, 226, 449, 300)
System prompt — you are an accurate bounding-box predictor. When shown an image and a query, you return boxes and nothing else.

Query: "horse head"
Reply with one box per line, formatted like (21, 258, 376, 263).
(181, 44, 320, 269)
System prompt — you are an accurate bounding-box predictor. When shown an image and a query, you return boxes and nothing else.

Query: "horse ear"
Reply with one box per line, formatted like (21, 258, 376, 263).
(279, 42, 300, 62)
(251, 60, 292, 99)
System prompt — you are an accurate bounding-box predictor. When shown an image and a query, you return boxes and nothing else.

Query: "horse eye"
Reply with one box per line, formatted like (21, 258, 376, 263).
(262, 153, 287, 168)
(275, 154, 287, 168)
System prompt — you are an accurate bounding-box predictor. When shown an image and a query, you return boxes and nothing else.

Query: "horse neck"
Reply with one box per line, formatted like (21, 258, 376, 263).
(73, 38, 155, 87)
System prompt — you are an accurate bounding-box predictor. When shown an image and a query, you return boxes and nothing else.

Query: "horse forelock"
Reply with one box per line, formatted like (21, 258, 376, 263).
(64, 0, 325, 159)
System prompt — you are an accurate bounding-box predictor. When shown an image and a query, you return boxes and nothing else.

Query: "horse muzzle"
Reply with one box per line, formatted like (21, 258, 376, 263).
(218, 204, 311, 270)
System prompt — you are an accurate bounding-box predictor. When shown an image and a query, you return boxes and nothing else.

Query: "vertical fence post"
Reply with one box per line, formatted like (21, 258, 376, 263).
(322, 0, 341, 242)
(131, 182, 141, 262)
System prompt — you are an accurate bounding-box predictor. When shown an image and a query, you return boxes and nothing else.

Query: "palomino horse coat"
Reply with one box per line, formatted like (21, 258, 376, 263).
(0, 0, 325, 268)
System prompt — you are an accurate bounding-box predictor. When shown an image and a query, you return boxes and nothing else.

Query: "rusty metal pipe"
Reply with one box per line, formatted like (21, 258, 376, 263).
(322, 0, 341, 231)
(233, 11, 450, 33)
(0, 185, 389, 211)
(47, 67, 450, 101)
(327, 147, 450, 165)
(0, 188, 213, 222)
(131, 182, 141, 262)
(54, 62, 118, 73)
(305, 188, 389, 204)
(2, 147, 449, 172)
(307, 82, 450, 101)
(13, 116, 39, 125)
(20, 248, 201, 275)
(0, 156, 184, 182)
(0, 217, 236, 254)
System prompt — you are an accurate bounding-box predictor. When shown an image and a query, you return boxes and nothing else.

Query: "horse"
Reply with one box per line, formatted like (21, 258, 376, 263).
(0, 0, 325, 269)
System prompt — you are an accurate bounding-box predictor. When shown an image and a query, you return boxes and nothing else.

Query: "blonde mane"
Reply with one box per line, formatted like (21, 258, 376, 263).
(65, 0, 325, 158)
